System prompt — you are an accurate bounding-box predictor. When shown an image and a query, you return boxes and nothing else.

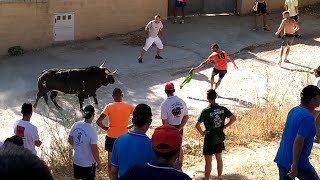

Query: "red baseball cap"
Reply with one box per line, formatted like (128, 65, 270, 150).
(152, 125, 182, 153)
(165, 82, 175, 91)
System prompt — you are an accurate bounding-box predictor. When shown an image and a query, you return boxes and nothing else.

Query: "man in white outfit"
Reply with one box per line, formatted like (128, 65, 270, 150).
(13, 103, 42, 155)
(313, 66, 320, 143)
(285, 0, 300, 37)
(138, 15, 164, 63)
(161, 82, 189, 168)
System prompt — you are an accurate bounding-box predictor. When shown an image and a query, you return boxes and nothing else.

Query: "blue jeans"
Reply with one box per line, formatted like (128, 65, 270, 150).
(278, 165, 320, 180)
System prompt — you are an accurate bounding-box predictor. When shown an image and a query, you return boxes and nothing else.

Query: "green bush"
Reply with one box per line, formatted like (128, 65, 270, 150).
(8, 46, 24, 56)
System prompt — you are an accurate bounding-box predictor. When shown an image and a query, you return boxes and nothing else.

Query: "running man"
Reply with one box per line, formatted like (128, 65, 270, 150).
(173, 0, 187, 24)
(252, 0, 270, 31)
(192, 44, 238, 90)
(138, 15, 164, 63)
(285, 0, 300, 37)
(275, 11, 300, 65)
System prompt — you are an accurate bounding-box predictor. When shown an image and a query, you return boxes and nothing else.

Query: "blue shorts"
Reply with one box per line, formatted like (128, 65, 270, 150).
(175, 1, 187, 8)
(212, 69, 227, 79)
(277, 164, 319, 180)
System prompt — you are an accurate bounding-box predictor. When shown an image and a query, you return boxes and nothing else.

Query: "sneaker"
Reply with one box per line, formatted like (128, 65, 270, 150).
(138, 57, 142, 63)
(180, 19, 185, 24)
(155, 55, 163, 59)
(173, 19, 177, 24)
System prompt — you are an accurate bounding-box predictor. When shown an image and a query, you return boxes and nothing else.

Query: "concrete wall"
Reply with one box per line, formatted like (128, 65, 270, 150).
(0, 2, 50, 55)
(48, 0, 168, 40)
(0, 0, 167, 55)
(237, 0, 320, 15)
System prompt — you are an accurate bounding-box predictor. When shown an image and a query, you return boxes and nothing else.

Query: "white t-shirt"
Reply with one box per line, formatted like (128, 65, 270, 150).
(69, 121, 98, 167)
(13, 120, 40, 155)
(145, 20, 163, 38)
(314, 77, 320, 111)
(161, 96, 188, 126)
(285, 0, 298, 17)
(313, 77, 320, 89)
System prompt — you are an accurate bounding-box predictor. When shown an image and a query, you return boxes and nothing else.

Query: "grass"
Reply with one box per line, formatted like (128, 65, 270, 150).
(42, 91, 295, 179)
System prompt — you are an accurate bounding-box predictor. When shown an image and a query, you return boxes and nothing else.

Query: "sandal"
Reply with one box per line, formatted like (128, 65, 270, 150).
(263, 26, 270, 31)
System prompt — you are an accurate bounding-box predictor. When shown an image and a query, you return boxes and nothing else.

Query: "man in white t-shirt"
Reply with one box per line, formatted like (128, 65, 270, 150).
(313, 66, 320, 143)
(13, 103, 42, 155)
(160, 82, 188, 168)
(68, 105, 102, 180)
(285, 0, 300, 37)
(138, 15, 164, 63)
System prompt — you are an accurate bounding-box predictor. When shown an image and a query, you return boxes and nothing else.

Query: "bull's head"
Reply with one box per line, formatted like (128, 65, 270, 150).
(100, 61, 116, 85)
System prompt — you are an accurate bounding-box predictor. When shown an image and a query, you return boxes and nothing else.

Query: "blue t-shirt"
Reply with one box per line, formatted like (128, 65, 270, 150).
(111, 131, 156, 177)
(119, 162, 192, 180)
(274, 106, 317, 170)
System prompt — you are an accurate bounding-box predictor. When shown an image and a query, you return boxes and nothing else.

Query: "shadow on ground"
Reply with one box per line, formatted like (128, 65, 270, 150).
(193, 172, 250, 180)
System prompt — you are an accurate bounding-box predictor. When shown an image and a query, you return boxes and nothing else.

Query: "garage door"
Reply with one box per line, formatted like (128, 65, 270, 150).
(168, 0, 237, 16)
(54, 13, 74, 42)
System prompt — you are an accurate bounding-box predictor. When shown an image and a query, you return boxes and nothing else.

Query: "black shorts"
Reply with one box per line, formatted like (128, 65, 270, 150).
(203, 142, 225, 155)
(105, 136, 117, 152)
(171, 124, 183, 135)
(282, 34, 295, 46)
(290, 14, 299, 22)
(73, 163, 96, 180)
(212, 69, 227, 79)
(252, 2, 267, 14)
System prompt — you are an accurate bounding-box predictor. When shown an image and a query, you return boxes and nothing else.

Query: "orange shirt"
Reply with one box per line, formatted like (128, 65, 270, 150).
(102, 102, 134, 138)
(208, 50, 230, 70)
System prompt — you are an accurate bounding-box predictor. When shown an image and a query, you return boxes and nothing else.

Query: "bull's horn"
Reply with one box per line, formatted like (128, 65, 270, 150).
(99, 60, 106, 68)
(106, 69, 117, 75)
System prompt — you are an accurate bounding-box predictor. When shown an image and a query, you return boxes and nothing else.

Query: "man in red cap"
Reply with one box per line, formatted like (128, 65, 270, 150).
(161, 82, 189, 168)
(119, 125, 191, 179)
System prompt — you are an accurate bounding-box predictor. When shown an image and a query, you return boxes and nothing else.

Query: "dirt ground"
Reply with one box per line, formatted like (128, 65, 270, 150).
(0, 7, 320, 179)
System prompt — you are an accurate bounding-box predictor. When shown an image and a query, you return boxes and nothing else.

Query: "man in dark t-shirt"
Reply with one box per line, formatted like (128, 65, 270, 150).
(196, 89, 237, 180)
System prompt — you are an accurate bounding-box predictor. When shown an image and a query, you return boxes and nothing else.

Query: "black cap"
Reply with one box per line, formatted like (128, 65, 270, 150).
(83, 105, 95, 119)
(300, 85, 320, 100)
(133, 104, 152, 121)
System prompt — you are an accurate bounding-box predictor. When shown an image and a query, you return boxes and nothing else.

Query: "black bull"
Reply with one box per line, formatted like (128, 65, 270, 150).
(33, 66, 116, 110)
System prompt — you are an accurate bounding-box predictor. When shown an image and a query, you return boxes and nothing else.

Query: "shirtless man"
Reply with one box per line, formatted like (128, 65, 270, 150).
(275, 11, 299, 65)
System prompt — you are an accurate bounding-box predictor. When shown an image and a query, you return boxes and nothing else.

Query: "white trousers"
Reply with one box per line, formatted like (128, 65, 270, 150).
(143, 36, 163, 51)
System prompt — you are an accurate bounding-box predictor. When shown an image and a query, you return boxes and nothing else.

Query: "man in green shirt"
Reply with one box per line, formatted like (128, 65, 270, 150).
(195, 89, 237, 180)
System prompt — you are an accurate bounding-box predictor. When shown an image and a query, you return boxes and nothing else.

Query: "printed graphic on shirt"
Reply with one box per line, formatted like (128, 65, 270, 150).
(210, 109, 225, 128)
(171, 102, 184, 117)
(16, 125, 25, 138)
(74, 128, 87, 146)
